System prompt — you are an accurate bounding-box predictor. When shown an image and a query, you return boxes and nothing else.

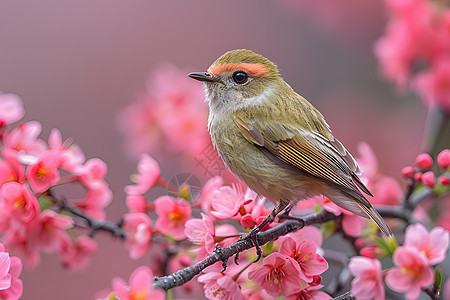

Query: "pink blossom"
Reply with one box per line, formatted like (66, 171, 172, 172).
(287, 226, 323, 248)
(155, 195, 191, 239)
(59, 235, 97, 271)
(404, 223, 449, 265)
(126, 193, 147, 213)
(401, 166, 415, 179)
(0, 182, 40, 224)
(284, 285, 331, 300)
(416, 153, 433, 170)
(117, 63, 208, 157)
(385, 246, 434, 300)
(0, 159, 17, 187)
(26, 150, 61, 193)
(414, 56, 450, 112)
(198, 263, 243, 300)
(3, 121, 46, 158)
(112, 266, 165, 300)
(73, 158, 112, 219)
(185, 213, 215, 258)
(440, 176, 450, 186)
(123, 213, 153, 260)
(421, 171, 436, 188)
(437, 149, 450, 169)
(349, 256, 385, 300)
(0, 93, 24, 127)
(278, 236, 328, 283)
(248, 252, 303, 297)
(125, 154, 160, 195)
(0, 243, 22, 300)
(199, 176, 224, 214)
(33, 210, 73, 253)
(211, 185, 254, 219)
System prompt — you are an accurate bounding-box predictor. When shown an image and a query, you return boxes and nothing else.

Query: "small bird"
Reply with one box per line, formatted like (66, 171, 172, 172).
(188, 49, 392, 257)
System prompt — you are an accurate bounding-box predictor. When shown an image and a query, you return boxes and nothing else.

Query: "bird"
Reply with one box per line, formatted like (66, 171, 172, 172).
(188, 49, 393, 259)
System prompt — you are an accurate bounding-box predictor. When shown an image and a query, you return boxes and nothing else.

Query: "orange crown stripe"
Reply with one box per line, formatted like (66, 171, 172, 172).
(208, 63, 270, 77)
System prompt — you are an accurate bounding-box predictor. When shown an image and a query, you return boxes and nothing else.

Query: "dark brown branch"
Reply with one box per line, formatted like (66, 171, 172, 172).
(152, 209, 336, 291)
(59, 199, 127, 238)
(332, 291, 355, 300)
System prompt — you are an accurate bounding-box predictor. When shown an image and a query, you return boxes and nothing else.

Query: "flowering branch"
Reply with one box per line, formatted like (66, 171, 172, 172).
(57, 197, 127, 238)
(152, 209, 336, 290)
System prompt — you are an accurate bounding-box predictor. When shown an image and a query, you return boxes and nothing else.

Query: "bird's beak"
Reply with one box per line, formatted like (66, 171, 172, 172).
(188, 72, 220, 83)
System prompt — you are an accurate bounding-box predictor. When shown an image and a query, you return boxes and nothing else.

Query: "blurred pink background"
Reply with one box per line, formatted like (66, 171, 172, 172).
(0, 1, 426, 299)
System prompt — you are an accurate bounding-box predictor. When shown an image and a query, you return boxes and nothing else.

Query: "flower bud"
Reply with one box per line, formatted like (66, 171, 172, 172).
(439, 176, 450, 186)
(421, 171, 436, 188)
(414, 173, 422, 184)
(240, 214, 255, 229)
(416, 153, 433, 170)
(437, 149, 450, 169)
(401, 166, 415, 179)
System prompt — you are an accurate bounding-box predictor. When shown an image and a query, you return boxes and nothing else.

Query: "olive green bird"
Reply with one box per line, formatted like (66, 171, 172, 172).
(189, 49, 393, 258)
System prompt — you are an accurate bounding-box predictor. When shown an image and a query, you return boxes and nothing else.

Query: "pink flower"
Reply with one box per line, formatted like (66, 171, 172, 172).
(155, 196, 191, 239)
(421, 171, 436, 188)
(401, 166, 415, 179)
(117, 63, 208, 157)
(0, 243, 22, 300)
(248, 252, 303, 297)
(112, 266, 165, 300)
(74, 158, 112, 219)
(199, 176, 224, 213)
(385, 246, 434, 300)
(33, 210, 73, 253)
(0, 93, 24, 127)
(284, 285, 331, 300)
(414, 56, 450, 112)
(3, 121, 46, 158)
(437, 149, 450, 169)
(349, 256, 385, 300)
(278, 236, 328, 283)
(26, 150, 61, 193)
(126, 193, 147, 213)
(185, 213, 215, 257)
(198, 263, 243, 300)
(125, 154, 160, 195)
(123, 213, 153, 260)
(403, 223, 449, 265)
(59, 235, 97, 271)
(416, 153, 433, 170)
(0, 182, 40, 224)
(0, 159, 17, 187)
(211, 186, 254, 219)
(287, 226, 323, 248)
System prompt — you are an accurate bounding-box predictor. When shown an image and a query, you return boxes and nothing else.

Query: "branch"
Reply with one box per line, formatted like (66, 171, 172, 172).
(152, 209, 336, 290)
(58, 199, 127, 238)
(332, 291, 355, 300)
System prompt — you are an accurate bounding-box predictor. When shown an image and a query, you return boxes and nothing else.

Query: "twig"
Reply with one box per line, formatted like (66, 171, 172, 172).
(59, 199, 127, 238)
(152, 210, 336, 291)
(332, 291, 355, 300)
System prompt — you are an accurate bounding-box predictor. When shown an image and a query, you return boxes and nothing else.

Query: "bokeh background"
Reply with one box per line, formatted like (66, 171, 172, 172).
(0, 1, 429, 299)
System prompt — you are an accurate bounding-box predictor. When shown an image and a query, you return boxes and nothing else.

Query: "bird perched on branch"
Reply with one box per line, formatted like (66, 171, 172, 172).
(189, 49, 392, 260)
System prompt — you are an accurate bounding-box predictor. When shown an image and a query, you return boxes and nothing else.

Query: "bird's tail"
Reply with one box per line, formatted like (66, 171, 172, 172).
(358, 203, 393, 238)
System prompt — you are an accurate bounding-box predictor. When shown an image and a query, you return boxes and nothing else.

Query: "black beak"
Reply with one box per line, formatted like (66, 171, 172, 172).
(188, 72, 217, 83)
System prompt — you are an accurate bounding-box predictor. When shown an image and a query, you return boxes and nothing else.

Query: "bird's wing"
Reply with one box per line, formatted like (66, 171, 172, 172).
(233, 116, 372, 204)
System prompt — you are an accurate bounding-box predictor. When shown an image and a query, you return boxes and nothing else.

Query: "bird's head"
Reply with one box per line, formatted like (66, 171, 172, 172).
(189, 49, 282, 113)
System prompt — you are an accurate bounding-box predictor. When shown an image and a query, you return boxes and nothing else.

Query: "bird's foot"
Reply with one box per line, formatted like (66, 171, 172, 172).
(238, 229, 262, 263)
(213, 243, 228, 272)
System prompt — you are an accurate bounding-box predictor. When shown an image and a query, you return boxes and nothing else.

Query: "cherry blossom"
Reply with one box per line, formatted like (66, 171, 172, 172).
(111, 266, 165, 300)
(385, 246, 434, 300)
(123, 213, 153, 260)
(349, 256, 384, 300)
(154, 195, 191, 239)
(248, 252, 303, 297)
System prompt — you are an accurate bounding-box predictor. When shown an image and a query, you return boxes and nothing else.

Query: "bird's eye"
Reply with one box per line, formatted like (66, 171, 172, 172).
(232, 71, 248, 84)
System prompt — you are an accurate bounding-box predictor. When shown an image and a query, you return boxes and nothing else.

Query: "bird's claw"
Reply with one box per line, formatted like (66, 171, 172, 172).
(213, 243, 228, 272)
(239, 230, 262, 263)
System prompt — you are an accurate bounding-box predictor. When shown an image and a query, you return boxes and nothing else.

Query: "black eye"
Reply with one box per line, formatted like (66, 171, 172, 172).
(232, 71, 248, 84)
